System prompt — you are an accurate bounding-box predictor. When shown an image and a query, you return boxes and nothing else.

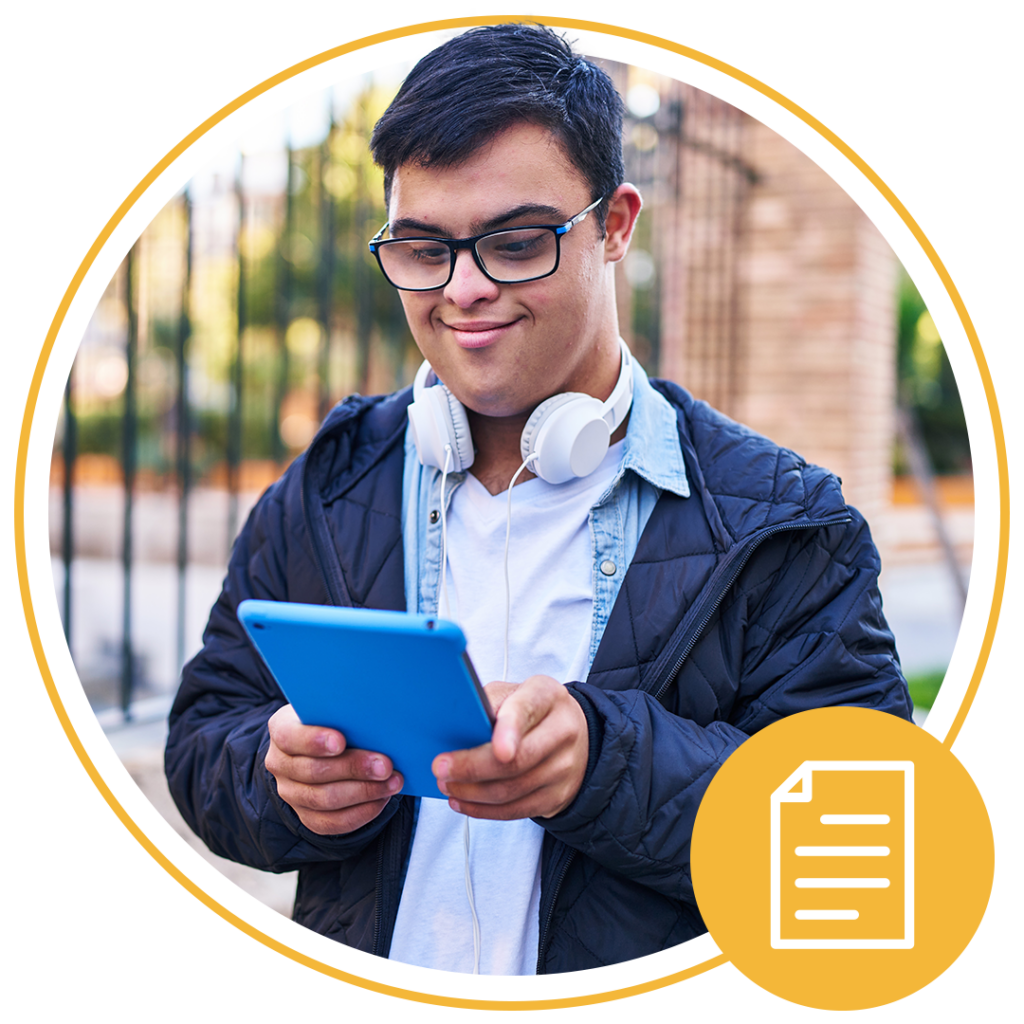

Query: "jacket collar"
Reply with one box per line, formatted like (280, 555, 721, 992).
(621, 360, 690, 499)
(306, 388, 414, 504)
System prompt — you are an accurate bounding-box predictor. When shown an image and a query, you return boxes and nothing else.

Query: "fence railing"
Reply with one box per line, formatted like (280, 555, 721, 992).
(51, 66, 757, 721)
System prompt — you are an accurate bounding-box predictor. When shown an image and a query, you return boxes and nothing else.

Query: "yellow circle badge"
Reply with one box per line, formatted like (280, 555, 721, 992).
(691, 707, 993, 1010)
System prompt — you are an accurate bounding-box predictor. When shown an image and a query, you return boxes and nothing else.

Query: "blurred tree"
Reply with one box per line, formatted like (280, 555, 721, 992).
(896, 270, 971, 475)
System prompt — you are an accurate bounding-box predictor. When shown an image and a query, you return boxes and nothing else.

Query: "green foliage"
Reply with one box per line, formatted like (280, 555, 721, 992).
(905, 668, 945, 711)
(65, 78, 425, 482)
(896, 271, 971, 474)
(72, 406, 285, 477)
(76, 410, 122, 456)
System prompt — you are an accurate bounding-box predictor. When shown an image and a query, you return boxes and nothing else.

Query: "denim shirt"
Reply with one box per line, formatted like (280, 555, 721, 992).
(402, 361, 690, 676)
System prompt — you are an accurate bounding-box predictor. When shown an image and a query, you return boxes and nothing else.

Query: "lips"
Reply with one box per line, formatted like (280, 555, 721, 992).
(443, 318, 522, 349)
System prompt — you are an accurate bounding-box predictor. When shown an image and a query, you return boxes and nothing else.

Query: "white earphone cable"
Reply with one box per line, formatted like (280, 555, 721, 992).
(502, 453, 539, 682)
(442, 448, 540, 973)
(438, 445, 453, 619)
(464, 815, 482, 974)
(439, 443, 481, 973)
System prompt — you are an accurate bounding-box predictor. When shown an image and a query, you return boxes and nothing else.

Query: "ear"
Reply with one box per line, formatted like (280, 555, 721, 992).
(603, 184, 643, 263)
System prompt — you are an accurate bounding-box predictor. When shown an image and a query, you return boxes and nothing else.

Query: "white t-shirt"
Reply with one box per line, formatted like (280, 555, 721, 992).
(388, 442, 625, 974)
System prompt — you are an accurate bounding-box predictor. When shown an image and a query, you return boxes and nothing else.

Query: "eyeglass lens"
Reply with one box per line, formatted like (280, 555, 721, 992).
(378, 228, 558, 289)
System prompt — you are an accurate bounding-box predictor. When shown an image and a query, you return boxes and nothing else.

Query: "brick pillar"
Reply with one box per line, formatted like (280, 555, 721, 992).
(735, 124, 898, 523)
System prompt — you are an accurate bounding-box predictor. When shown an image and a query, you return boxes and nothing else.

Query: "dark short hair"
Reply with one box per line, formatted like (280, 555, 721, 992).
(370, 23, 625, 231)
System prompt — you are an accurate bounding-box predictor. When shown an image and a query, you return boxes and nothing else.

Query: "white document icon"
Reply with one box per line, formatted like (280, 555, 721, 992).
(770, 761, 914, 949)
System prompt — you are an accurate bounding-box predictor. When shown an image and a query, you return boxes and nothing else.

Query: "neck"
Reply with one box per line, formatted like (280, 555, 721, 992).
(465, 409, 536, 495)
(465, 378, 630, 496)
(461, 328, 629, 495)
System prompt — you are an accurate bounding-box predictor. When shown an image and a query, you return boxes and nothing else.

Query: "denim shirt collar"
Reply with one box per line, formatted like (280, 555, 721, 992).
(614, 358, 690, 500)
(403, 354, 688, 619)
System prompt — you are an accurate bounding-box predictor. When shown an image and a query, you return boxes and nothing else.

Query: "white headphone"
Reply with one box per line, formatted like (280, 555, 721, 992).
(407, 338, 634, 484)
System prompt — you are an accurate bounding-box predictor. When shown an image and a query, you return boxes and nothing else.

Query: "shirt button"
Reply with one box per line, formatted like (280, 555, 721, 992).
(600, 560, 617, 576)
(428, 509, 440, 524)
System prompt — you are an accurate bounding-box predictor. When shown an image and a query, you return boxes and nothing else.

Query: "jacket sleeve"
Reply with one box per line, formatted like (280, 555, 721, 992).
(164, 467, 401, 873)
(539, 508, 913, 904)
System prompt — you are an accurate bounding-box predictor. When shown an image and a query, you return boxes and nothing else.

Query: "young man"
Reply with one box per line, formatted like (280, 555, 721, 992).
(165, 24, 912, 974)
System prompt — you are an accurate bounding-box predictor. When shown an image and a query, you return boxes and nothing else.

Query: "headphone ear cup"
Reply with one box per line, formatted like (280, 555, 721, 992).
(440, 385, 474, 470)
(520, 393, 579, 465)
(408, 380, 475, 471)
(521, 392, 609, 484)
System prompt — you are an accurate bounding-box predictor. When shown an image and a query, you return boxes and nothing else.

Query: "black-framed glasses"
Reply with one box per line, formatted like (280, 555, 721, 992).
(367, 196, 604, 292)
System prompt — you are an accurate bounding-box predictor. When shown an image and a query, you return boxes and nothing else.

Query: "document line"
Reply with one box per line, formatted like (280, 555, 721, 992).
(820, 814, 890, 825)
(795, 909, 859, 921)
(794, 878, 890, 888)
(794, 846, 890, 857)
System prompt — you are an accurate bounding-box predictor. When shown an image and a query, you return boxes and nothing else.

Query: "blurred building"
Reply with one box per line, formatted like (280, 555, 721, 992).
(610, 65, 971, 574)
(619, 69, 887, 528)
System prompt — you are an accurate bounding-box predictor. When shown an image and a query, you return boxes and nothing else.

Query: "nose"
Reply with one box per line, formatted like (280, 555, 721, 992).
(442, 247, 501, 308)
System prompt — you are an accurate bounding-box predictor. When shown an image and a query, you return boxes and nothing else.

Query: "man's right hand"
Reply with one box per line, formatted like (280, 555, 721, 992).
(265, 704, 403, 835)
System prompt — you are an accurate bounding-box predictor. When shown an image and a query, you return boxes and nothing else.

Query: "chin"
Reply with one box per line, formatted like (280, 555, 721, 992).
(455, 385, 531, 421)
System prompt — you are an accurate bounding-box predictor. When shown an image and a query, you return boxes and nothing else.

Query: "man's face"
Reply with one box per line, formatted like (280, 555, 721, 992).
(387, 123, 634, 420)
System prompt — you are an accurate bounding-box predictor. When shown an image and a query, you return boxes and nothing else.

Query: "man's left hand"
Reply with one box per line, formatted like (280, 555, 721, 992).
(432, 675, 589, 820)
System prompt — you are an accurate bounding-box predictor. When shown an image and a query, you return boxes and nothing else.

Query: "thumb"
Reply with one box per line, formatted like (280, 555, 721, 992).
(490, 676, 553, 763)
(491, 706, 521, 764)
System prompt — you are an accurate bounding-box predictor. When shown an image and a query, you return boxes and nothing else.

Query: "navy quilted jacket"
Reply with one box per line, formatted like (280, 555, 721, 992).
(165, 379, 913, 972)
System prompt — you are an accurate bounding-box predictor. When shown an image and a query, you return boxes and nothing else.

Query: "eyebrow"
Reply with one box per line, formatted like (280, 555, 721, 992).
(389, 203, 567, 238)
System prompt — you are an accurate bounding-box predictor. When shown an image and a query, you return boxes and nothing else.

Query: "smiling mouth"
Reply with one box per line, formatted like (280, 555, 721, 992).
(443, 318, 522, 348)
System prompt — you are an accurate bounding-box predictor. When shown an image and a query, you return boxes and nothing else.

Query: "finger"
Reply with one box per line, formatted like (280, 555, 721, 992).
(435, 729, 558, 797)
(442, 756, 550, 807)
(441, 724, 584, 802)
(437, 686, 588, 815)
(491, 676, 558, 763)
(432, 676, 574, 784)
(300, 800, 388, 835)
(268, 704, 346, 758)
(450, 798, 535, 822)
(268, 746, 395, 786)
(295, 796, 395, 836)
(446, 765, 573, 819)
(432, 726, 547, 788)
(276, 773, 404, 816)
(482, 680, 518, 716)
(446, 746, 582, 819)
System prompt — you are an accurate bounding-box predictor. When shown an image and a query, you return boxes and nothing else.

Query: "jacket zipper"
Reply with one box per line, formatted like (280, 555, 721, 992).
(372, 833, 387, 957)
(651, 515, 851, 701)
(535, 845, 575, 974)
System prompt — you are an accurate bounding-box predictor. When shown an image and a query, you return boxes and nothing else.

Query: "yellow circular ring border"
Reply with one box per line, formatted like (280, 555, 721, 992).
(14, 14, 1008, 1011)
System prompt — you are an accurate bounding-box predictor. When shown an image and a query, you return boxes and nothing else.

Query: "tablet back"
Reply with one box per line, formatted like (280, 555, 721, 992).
(237, 600, 494, 798)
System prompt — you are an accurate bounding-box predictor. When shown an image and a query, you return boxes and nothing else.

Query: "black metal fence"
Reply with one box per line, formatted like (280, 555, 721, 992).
(52, 67, 758, 720)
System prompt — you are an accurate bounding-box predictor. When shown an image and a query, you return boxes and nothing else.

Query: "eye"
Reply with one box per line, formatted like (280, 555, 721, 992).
(394, 240, 449, 264)
(484, 229, 553, 262)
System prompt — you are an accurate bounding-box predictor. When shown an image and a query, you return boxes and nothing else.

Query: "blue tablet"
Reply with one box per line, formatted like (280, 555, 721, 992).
(237, 600, 494, 798)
